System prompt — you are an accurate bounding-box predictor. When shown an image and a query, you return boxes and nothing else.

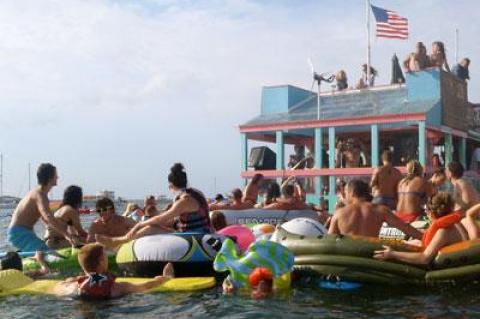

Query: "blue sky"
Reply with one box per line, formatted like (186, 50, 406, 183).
(0, 0, 478, 199)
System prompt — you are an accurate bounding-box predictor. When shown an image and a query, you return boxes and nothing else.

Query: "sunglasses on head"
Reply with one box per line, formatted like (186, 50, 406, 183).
(96, 206, 114, 213)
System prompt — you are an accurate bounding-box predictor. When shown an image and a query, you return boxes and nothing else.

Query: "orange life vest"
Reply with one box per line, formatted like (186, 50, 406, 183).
(422, 212, 462, 247)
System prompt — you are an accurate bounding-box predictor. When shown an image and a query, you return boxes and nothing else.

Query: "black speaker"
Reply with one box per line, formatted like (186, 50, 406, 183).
(248, 146, 277, 170)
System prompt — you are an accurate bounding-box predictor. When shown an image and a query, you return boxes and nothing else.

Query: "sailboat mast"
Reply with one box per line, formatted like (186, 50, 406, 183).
(0, 154, 3, 197)
(28, 163, 31, 190)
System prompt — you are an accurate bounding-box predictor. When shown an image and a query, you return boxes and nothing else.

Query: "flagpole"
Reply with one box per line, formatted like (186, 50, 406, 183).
(455, 28, 459, 63)
(366, 0, 371, 87)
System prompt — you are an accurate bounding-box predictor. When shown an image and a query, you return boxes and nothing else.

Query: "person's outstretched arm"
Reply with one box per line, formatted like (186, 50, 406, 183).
(111, 276, 170, 297)
(374, 229, 448, 265)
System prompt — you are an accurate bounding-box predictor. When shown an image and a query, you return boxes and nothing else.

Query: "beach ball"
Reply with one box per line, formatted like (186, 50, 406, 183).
(217, 225, 255, 253)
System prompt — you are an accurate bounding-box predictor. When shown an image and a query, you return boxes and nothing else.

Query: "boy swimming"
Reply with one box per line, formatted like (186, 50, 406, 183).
(54, 243, 174, 299)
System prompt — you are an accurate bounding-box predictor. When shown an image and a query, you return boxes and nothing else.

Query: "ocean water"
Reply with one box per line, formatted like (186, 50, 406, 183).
(0, 208, 479, 319)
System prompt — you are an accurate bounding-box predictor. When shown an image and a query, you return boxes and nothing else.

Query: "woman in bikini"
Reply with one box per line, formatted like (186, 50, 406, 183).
(396, 160, 433, 223)
(375, 192, 468, 265)
(44, 185, 88, 249)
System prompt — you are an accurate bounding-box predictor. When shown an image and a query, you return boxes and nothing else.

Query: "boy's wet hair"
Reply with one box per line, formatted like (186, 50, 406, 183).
(447, 162, 464, 179)
(78, 243, 105, 273)
(37, 163, 56, 186)
(96, 197, 115, 211)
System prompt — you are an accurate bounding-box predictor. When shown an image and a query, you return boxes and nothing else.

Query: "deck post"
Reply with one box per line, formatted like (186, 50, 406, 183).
(418, 121, 426, 167)
(445, 133, 453, 167)
(314, 128, 323, 204)
(276, 131, 284, 170)
(371, 124, 379, 167)
(240, 133, 248, 186)
(460, 137, 467, 168)
(328, 127, 336, 212)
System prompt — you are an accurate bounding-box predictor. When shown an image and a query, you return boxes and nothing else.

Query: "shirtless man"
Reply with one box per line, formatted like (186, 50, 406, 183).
(396, 160, 433, 223)
(343, 139, 361, 168)
(242, 173, 264, 207)
(87, 198, 135, 243)
(209, 188, 251, 211)
(328, 179, 422, 239)
(371, 150, 402, 210)
(7, 163, 74, 273)
(446, 162, 480, 212)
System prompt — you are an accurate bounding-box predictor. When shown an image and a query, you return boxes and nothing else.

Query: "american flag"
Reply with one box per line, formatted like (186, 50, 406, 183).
(371, 5, 408, 40)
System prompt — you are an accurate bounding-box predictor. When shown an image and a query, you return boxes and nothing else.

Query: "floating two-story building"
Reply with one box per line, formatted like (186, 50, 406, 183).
(239, 69, 480, 211)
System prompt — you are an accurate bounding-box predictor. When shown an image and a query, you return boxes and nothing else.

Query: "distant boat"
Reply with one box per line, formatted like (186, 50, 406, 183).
(0, 195, 21, 210)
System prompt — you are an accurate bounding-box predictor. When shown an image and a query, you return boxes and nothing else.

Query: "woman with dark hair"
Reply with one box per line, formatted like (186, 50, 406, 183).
(44, 185, 88, 249)
(395, 160, 433, 223)
(375, 192, 467, 265)
(97, 163, 211, 248)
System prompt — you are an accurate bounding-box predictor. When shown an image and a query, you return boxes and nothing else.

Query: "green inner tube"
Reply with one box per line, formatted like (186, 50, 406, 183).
(295, 254, 426, 279)
(276, 231, 421, 259)
(294, 265, 422, 285)
(426, 264, 480, 283)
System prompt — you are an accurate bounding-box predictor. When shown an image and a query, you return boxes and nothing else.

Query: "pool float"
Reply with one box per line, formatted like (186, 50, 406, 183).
(273, 227, 480, 285)
(0, 269, 215, 296)
(250, 223, 276, 240)
(209, 209, 319, 226)
(214, 238, 294, 290)
(270, 218, 327, 242)
(116, 232, 226, 277)
(20, 247, 117, 274)
(217, 225, 255, 253)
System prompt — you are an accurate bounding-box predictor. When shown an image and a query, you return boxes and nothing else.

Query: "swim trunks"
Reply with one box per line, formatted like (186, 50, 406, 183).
(7, 225, 49, 252)
(372, 196, 396, 210)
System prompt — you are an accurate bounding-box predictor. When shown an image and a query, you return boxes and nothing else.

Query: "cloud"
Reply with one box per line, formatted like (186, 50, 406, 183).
(0, 0, 478, 198)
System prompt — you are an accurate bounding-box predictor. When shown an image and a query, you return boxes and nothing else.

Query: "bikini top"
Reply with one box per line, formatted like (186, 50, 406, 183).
(398, 191, 427, 199)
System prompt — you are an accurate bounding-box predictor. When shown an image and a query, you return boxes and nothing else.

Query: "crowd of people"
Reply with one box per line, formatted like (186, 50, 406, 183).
(6, 154, 480, 299)
(333, 40, 471, 92)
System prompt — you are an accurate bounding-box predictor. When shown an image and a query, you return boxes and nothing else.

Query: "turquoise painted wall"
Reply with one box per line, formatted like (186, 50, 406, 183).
(261, 85, 312, 114)
(406, 69, 441, 102)
(426, 101, 443, 127)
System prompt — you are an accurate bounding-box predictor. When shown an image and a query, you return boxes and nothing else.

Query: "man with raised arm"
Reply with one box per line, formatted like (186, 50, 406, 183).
(7, 163, 74, 273)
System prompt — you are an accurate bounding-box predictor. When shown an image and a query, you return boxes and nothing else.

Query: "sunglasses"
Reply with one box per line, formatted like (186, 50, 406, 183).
(96, 206, 114, 214)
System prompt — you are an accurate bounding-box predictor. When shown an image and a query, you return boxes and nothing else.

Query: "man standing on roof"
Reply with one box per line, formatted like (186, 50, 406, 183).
(7, 163, 75, 273)
(452, 58, 471, 82)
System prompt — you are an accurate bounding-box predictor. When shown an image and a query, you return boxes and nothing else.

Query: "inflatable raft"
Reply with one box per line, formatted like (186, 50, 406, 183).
(0, 269, 215, 296)
(272, 227, 480, 285)
(210, 209, 319, 226)
(116, 232, 226, 277)
(21, 247, 118, 274)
